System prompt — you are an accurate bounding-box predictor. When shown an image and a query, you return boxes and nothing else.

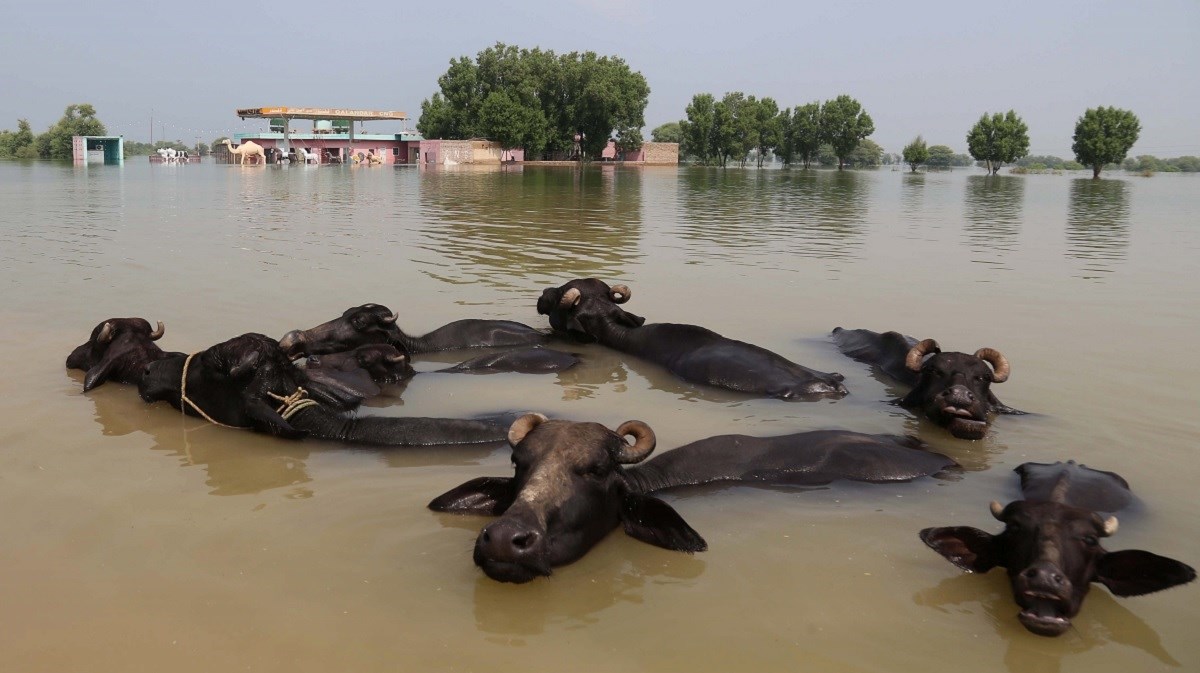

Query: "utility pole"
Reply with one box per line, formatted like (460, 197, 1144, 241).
(150, 108, 154, 145)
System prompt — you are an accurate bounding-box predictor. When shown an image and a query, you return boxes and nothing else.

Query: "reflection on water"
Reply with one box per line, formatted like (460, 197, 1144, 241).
(675, 168, 867, 268)
(914, 573, 1181, 672)
(1066, 179, 1131, 279)
(963, 175, 1026, 266)
(416, 167, 643, 291)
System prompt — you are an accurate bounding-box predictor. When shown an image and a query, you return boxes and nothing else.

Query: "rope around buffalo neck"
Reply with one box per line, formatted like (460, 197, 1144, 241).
(179, 353, 318, 429)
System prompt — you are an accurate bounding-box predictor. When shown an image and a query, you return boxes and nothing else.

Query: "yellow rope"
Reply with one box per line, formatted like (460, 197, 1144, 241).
(178, 355, 318, 429)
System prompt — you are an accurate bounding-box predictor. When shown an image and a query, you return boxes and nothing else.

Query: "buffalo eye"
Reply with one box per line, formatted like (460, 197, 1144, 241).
(1082, 535, 1099, 547)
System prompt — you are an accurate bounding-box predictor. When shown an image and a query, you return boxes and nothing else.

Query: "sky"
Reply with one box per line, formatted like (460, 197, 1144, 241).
(3, 0, 1197, 157)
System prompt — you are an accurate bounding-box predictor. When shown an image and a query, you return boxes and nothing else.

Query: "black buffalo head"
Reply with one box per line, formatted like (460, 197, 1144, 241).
(429, 414, 705, 584)
(536, 278, 644, 343)
(279, 304, 405, 358)
(306, 344, 414, 384)
(900, 338, 1011, 440)
(139, 332, 328, 439)
(66, 317, 171, 391)
(921, 501, 1195, 637)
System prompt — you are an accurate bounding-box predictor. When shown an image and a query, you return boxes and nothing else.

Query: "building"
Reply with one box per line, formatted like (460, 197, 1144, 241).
(72, 136, 123, 165)
(227, 107, 422, 165)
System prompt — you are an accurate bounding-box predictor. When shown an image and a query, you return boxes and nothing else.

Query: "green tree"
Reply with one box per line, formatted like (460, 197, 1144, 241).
(0, 119, 37, 158)
(846, 138, 883, 167)
(478, 90, 549, 155)
(1072, 106, 1140, 179)
(820, 95, 874, 170)
(650, 121, 681, 144)
(750, 97, 781, 167)
(966, 110, 1029, 175)
(33, 104, 106, 160)
(902, 136, 929, 172)
(680, 93, 716, 164)
(785, 102, 822, 168)
(816, 143, 838, 167)
(710, 94, 740, 167)
(926, 144, 955, 168)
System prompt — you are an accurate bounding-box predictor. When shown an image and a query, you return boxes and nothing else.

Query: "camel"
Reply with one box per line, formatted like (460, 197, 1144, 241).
(221, 138, 266, 166)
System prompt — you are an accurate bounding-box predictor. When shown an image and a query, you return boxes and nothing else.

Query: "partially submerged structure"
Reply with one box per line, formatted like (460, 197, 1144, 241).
(72, 136, 123, 165)
(229, 107, 421, 165)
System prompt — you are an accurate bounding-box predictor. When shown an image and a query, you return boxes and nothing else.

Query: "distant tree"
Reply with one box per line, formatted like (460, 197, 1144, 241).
(846, 138, 883, 167)
(710, 94, 741, 167)
(0, 119, 36, 158)
(926, 144, 955, 168)
(902, 136, 929, 172)
(966, 110, 1029, 174)
(717, 92, 754, 167)
(614, 126, 643, 158)
(775, 108, 794, 165)
(197, 142, 210, 156)
(33, 104, 106, 160)
(1168, 156, 1200, 172)
(819, 95, 874, 170)
(650, 121, 682, 144)
(1072, 106, 1140, 179)
(750, 97, 781, 168)
(680, 93, 716, 164)
(785, 102, 822, 168)
(816, 143, 838, 167)
(417, 43, 648, 160)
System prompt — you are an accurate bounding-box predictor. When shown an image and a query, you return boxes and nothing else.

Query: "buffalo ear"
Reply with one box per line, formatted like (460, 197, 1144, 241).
(83, 358, 117, 392)
(919, 526, 1000, 573)
(243, 399, 307, 440)
(428, 477, 515, 516)
(614, 309, 646, 329)
(1095, 549, 1197, 597)
(536, 288, 562, 316)
(620, 492, 707, 553)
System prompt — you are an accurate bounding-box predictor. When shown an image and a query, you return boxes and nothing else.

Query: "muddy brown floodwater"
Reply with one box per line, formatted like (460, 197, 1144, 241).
(1, 160, 1197, 672)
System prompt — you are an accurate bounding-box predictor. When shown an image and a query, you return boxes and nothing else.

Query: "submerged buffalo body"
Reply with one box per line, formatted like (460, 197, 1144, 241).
(138, 333, 509, 446)
(66, 318, 178, 391)
(537, 279, 847, 400)
(434, 347, 581, 374)
(431, 415, 956, 583)
(279, 303, 549, 358)
(832, 327, 1023, 439)
(920, 461, 1195, 636)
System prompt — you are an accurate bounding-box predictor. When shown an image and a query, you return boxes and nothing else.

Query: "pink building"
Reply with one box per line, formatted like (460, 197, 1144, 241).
(227, 107, 422, 165)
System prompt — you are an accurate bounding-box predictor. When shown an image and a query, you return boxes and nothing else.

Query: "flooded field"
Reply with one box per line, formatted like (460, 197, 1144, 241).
(1, 160, 1197, 672)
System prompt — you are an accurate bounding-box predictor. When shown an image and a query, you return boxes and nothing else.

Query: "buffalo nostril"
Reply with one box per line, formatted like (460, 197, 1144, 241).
(1052, 573, 1064, 584)
(1025, 568, 1039, 579)
(480, 530, 491, 544)
(511, 531, 540, 551)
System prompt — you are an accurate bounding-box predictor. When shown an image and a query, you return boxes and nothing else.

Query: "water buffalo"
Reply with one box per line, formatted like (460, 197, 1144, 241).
(831, 327, 1023, 439)
(430, 414, 956, 583)
(433, 347, 581, 374)
(536, 279, 847, 400)
(278, 303, 549, 358)
(920, 461, 1195, 636)
(66, 318, 180, 391)
(138, 333, 511, 446)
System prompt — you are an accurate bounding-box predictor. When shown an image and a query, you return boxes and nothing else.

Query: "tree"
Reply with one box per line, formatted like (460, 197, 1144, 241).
(966, 110, 1029, 175)
(846, 138, 883, 167)
(416, 43, 648, 160)
(680, 93, 716, 164)
(785, 102, 822, 168)
(32, 104, 107, 160)
(650, 121, 681, 144)
(710, 94, 740, 167)
(902, 136, 929, 172)
(926, 145, 955, 168)
(1072, 106, 1140, 179)
(0, 119, 36, 158)
(750, 97, 781, 168)
(820, 95, 874, 170)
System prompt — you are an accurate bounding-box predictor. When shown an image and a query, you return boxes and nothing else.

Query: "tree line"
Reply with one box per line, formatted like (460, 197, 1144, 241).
(0, 104, 213, 159)
(417, 42, 648, 160)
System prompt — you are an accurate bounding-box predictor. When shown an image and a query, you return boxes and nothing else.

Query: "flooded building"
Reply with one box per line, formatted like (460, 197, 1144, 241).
(226, 107, 422, 165)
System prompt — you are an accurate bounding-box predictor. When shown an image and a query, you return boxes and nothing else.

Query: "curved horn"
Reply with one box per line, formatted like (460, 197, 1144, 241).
(609, 284, 632, 304)
(990, 501, 1006, 520)
(96, 321, 115, 344)
(613, 420, 656, 464)
(386, 352, 408, 364)
(149, 321, 165, 341)
(973, 347, 1010, 383)
(1097, 514, 1119, 537)
(380, 311, 399, 324)
(559, 287, 582, 310)
(507, 413, 547, 447)
(905, 338, 941, 372)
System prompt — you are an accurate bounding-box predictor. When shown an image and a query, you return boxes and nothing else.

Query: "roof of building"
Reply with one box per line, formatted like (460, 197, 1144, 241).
(236, 107, 408, 121)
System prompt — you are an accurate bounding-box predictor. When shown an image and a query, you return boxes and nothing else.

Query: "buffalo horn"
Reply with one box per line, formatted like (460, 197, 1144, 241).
(609, 284, 632, 304)
(559, 287, 582, 310)
(149, 321, 165, 341)
(386, 351, 407, 364)
(97, 321, 115, 344)
(905, 338, 941, 372)
(381, 311, 399, 324)
(507, 413, 547, 447)
(613, 420, 656, 464)
(973, 347, 1010, 383)
(1098, 514, 1119, 537)
(990, 500, 1006, 520)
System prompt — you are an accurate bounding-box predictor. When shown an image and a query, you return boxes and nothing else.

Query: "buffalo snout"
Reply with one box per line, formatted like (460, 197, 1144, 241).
(474, 518, 551, 583)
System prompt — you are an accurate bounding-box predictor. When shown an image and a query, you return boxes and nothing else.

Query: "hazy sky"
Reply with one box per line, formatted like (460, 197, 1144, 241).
(3, 0, 1197, 157)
